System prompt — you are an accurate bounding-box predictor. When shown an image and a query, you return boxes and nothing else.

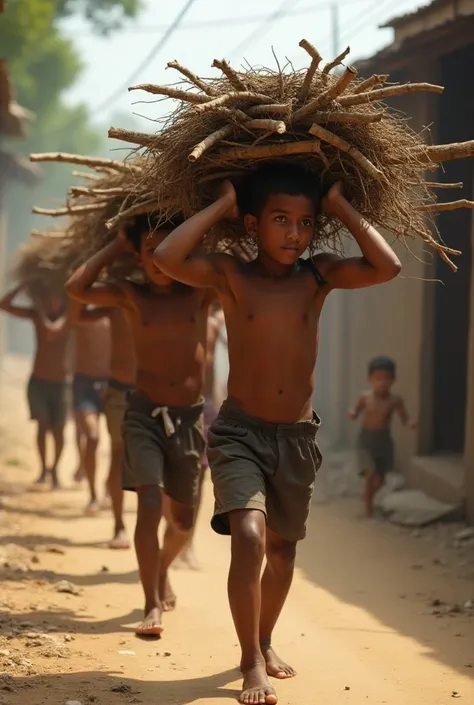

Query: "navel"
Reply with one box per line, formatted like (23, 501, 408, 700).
(247, 313, 255, 320)
(278, 389, 283, 395)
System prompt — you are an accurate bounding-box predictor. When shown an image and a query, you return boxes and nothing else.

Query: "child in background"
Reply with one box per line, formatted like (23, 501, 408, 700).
(0, 284, 71, 488)
(349, 356, 416, 518)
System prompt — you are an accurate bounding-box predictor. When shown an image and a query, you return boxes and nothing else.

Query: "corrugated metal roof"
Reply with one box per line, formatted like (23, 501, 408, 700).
(382, 0, 465, 28)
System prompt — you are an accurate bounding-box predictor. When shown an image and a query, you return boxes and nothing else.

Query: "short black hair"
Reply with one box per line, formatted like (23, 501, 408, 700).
(368, 356, 396, 378)
(236, 161, 321, 218)
(124, 213, 184, 253)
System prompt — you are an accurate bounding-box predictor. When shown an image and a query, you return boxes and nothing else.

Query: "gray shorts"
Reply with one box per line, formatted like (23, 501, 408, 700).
(208, 400, 322, 542)
(122, 391, 205, 507)
(27, 376, 68, 429)
(357, 428, 394, 477)
(104, 379, 134, 446)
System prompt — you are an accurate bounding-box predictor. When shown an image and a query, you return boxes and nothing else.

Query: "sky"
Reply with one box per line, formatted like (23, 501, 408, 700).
(60, 0, 429, 135)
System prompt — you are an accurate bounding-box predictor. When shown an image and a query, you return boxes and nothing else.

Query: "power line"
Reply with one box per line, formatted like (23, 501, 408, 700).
(94, 0, 199, 116)
(227, 0, 369, 60)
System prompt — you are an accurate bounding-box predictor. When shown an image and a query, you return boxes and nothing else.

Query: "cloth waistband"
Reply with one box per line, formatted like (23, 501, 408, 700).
(217, 399, 320, 439)
(74, 374, 108, 385)
(30, 375, 67, 386)
(109, 378, 135, 393)
(127, 390, 204, 438)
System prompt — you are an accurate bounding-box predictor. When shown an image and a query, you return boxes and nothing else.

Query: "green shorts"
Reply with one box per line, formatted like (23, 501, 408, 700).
(357, 428, 394, 477)
(208, 400, 322, 542)
(27, 376, 68, 429)
(122, 391, 205, 507)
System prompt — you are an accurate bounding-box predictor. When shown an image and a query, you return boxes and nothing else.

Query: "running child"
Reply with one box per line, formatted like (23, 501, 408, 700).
(153, 162, 402, 704)
(66, 214, 211, 636)
(0, 284, 71, 488)
(349, 356, 416, 518)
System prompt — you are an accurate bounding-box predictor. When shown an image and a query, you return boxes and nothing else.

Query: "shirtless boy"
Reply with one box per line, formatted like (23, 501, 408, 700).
(66, 214, 210, 636)
(349, 356, 416, 518)
(0, 284, 70, 488)
(153, 162, 402, 704)
(75, 305, 135, 548)
(178, 301, 226, 569)
(70, 305, 111, 515)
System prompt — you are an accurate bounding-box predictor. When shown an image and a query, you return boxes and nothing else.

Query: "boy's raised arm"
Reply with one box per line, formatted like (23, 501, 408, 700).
(153, 183, 237, 289)
(0, 284, 35, 319)
(314, 183, 402, 290)
(66, 236, 129, 308)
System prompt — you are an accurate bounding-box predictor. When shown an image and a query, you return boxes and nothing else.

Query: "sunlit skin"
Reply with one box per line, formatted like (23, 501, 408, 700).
(66, 228, 212, 637)
(153, 177, 401, 705)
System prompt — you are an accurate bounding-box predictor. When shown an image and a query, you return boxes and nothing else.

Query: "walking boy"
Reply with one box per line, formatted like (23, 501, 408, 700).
(75, 305, 135, 548)
(0, 284, 71, 488)
(66, 214, 211, 636)
(349, 356, 416, 518)
(153, 162, 401, 704)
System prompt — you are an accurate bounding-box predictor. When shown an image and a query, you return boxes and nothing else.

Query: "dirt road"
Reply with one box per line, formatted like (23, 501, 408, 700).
(1, 356, 474, 705)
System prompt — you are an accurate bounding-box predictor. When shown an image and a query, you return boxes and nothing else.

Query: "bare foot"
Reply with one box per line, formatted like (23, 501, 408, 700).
(108, 529, 130, 550)
(84, 500, 100, 517)
(35, 470, 48, 485)
(240, 661, 278, 704)
(135, 607, 163, 637)
(158, 573, 176, 612)
(262, 645, 296, 679)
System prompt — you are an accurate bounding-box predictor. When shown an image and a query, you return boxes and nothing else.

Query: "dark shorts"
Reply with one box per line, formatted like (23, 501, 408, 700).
(122, 391, 205, 507)
(72, 374, 107, 414)
(201, 398, 217, 468)
(27, 376, 68, 428)
(357, 428, 394, 477)
(104, 379, 134, 446)
(208, 400, 323, 542)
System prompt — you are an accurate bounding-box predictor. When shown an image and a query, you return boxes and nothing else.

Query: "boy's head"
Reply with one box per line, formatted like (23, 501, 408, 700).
(124, 213, 183, 287)
(236, 162, 321, 265)
(368, 356, 396, 395)
(40, 293, 65, 319)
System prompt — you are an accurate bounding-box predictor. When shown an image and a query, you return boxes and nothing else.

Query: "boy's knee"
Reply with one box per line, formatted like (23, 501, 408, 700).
(231, 511, 265, 557)
(137, 486, 162, 513)
(170, 504, 194, 533)
(266, 539, 296, 571)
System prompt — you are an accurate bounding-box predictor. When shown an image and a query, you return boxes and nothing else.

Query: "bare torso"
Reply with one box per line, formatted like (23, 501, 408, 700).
(108, 308, 136, 385)
(123, 283, 209, 406)
(221, 258, 326, 423)
(74, 317, 111, 379)
(32, 317, 72, 382)
(359, 392, 400, 431)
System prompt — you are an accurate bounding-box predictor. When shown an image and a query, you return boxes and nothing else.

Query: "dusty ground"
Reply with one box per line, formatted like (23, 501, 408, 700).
(1, 355, 474, 705)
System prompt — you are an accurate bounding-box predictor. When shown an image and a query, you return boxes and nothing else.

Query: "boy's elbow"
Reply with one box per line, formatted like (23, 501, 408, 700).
(379, 256, 401, 282)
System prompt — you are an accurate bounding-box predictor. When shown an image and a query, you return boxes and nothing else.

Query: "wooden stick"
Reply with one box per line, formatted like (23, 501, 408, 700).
(339, 82, 444, 107)
(309, 123, 383, 179)
(30, 152, 141, 173)
(32, 202, 110, 217)
(197, 170, 247, 184)
(30, 229, 68, 239)
(215, 140, 322, 161)
(417, 199, 474, 212)
(416, 140, 474, 163)
(247, 103, 290, 116)
(69, 186, 128, 198)
(188, 125, 234, 162)
(353, 74, 389, 94)
(293, 66, 357, 121)
(212, 59, 247, 91)
(194, 91, 273, 114)
(105, 200, 157, 231)
(242, 119, 286, 134)
(166, 60, 216, 95)
(323, 47, 350, 74)
(310, 109, 385, 124)
(108, 126, 158, 148)
(71, 171, 101, 181)
(128, 83, 208, 103)
(297, 39, 323, 102)
(423, 181, 464, 189)
(201, 105, 249, 122)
